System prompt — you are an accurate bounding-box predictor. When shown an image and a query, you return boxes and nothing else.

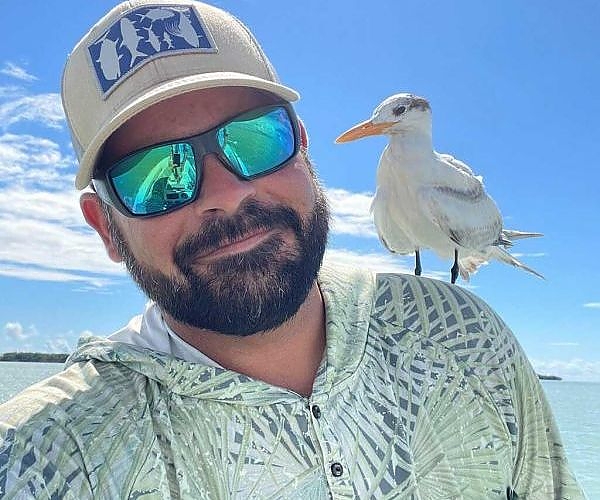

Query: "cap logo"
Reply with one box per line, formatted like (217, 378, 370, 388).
(88, 5, 217, 97)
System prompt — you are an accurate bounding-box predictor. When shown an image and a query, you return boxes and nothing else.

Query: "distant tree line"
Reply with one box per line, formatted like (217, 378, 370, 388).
(0, 352, 68, 363)
(0, 352, 564, 378)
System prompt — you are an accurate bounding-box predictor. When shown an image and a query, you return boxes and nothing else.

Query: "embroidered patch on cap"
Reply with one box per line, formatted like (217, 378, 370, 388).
(88, 5, 217, 97)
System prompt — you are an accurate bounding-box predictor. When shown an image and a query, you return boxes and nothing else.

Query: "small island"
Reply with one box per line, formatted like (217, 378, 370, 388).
(0, 353, 566, 380)
(0, 352, 69, 363)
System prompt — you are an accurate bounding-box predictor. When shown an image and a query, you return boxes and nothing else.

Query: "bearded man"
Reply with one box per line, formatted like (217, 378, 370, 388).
(0, 1, 585, 499)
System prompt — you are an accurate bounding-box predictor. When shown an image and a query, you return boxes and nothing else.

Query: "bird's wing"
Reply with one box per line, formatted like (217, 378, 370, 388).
(418, 182, 503, 250)
(371, 188, 415, 254)
(436, 153, 476, 176)
(415, 154, 503, 249)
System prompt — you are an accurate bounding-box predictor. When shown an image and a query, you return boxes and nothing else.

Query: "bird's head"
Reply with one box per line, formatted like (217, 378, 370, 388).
(335, 93, 431, 143)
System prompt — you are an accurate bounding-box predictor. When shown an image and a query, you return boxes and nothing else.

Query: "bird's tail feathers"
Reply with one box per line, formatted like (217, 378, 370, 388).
(495, 236, 513, 247)
(490, 247, 545, 279)
(458, 256, 488, 282)
(502, 229, 543, 240)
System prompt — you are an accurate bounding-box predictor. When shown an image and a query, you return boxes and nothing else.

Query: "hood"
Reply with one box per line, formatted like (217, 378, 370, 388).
(66, 262, 375, 403)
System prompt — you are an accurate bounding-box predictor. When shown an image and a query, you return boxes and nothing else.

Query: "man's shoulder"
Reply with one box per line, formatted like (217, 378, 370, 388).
(0, 359, 145, 440)
(317, 263, 502, 340)
(374, 273, 499, 328)
(370, 273, 523, 404)
(370, 272, 514, 361)
(0, 358, 157, 498)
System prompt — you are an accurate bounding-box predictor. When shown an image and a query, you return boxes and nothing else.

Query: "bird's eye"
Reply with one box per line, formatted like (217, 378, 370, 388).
(392, 105, 406, 116)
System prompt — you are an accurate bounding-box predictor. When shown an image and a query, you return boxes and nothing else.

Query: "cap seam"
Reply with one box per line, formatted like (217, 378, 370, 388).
(232, 15, 279, 82)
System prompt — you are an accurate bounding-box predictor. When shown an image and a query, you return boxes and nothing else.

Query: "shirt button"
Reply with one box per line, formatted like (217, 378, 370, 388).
(331, 462, 344, 477)
(311, 405, 322, 419)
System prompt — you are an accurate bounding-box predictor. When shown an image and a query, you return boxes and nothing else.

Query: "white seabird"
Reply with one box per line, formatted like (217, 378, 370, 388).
(335, 93, 543, 284)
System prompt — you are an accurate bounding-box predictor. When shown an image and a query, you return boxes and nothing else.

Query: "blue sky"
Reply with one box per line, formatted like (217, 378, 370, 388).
(0, 0, 598, 381)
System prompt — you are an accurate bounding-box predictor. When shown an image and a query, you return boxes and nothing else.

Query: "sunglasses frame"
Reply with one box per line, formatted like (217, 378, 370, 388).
(92, 102, 300, 218)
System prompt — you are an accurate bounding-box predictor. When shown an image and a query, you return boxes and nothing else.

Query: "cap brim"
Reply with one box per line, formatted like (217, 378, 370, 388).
(75, 72, 300, 190)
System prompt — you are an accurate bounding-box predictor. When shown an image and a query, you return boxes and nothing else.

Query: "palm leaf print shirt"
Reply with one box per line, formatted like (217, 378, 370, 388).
(0, 265, 586, 499)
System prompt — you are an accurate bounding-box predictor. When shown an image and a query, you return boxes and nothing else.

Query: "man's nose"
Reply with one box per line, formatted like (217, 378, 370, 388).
(193, 153, 257, 215)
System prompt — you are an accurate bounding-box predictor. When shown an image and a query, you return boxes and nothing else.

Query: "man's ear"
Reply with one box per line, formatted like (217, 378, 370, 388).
(80, 192, 123, 263)
(298, 117, 309, 151)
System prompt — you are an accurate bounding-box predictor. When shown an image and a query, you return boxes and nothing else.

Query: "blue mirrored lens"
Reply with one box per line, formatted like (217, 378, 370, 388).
(216, 107, 295, 178)
(110, 143, 196, 215)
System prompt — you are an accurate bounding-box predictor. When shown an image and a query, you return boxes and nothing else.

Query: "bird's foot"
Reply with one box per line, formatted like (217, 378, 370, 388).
(450, 249, 459, 284)
(414, 250, 422, 276)
(451, 267, 458, 284)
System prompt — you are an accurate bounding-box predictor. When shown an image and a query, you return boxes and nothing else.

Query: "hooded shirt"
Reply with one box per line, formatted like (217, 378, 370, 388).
(0, 265, 586, 499)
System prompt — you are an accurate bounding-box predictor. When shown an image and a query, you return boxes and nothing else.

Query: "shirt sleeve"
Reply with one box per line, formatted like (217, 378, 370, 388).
(479, 303, 587, 500)
(0, 370, 96, 500)
(0, 426, 93, 499)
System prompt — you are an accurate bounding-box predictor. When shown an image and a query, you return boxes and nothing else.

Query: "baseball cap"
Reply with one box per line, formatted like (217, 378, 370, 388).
(62, 0, 300, 189)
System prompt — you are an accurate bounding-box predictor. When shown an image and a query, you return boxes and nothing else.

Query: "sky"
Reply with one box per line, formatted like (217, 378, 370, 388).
(0, 0, 598, 381)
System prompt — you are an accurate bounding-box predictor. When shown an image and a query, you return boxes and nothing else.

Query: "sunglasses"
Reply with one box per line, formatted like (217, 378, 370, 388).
(92, 103, 300, 218)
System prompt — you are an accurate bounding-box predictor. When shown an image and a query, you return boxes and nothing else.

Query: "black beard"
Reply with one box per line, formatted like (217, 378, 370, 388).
(108, 193, 329, 336)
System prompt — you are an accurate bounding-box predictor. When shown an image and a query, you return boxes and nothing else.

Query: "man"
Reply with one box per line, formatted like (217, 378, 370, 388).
(0, 1, 586, 499)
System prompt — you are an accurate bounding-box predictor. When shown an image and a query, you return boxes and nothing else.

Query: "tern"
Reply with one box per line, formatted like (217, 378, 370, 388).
(335, 93, 543, 284)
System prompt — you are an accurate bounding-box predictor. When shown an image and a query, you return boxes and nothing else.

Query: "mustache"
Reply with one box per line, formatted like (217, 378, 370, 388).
(175, 200, 303, 266)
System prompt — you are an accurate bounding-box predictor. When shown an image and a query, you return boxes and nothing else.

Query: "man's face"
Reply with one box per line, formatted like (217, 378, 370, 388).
(94, 87, 329, 336)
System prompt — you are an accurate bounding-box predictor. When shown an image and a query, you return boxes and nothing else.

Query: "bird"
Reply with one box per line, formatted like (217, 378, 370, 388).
(335, 93, 543, 284)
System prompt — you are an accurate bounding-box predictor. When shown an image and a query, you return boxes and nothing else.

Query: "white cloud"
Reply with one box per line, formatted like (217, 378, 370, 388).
(511, 252, 546, 258)
(0, 127, 120, 287)
(45, 337, 73, 353)
(324, 247, 450, 281)
(0, 85, 24, 99)
(0, 185, 80, 224)
(0, 214, 125, 278)
(4, 322, 37, 341)
(583, 302, 600, 309)
(0, 133, 74, 188)
(325, 247, 411, 273)
(531, 359, 600, 382)
(0, 184, 124, 286)
(0, 93, 64, 130)
(0, 62, 37, 82)
(46, 329, 97, 354)
(0, 263, 120, 286)
(325, 187, 378, 238)
(0, 129, 125, 287)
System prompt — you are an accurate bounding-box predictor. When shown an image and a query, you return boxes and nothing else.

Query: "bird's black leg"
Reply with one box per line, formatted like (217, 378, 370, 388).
(415, 250, 422, 276)
(450, 249, 459, 284)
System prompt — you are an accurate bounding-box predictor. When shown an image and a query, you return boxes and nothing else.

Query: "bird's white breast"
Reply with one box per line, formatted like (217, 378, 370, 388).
(374, 144, 503, 259)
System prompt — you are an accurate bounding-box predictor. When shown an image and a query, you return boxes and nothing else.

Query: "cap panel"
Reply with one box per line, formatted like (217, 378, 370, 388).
(61, 0, 299, 189)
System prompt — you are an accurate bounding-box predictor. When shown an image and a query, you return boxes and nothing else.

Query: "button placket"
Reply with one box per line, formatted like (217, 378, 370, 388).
(311, 404, 322, 419)
(330, 462, 344, 477)
(306, 400, 349, 486)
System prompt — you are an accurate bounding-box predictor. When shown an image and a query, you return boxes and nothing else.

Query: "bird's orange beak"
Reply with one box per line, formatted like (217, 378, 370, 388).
(335, 119, 393, 143)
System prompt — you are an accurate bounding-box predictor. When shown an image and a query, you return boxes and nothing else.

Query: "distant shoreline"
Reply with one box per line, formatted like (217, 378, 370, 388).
(0, 352, 565, 380)
(0, 352, 68, 363)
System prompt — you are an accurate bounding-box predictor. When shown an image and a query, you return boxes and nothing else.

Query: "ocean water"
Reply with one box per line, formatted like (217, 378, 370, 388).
(0, 362, 64, 402)
(542, 380, 600, 499)
(0, 363, 598, 498)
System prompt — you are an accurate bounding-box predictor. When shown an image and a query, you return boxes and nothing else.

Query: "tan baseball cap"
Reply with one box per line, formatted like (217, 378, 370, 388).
(62, 0, 300, 189)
